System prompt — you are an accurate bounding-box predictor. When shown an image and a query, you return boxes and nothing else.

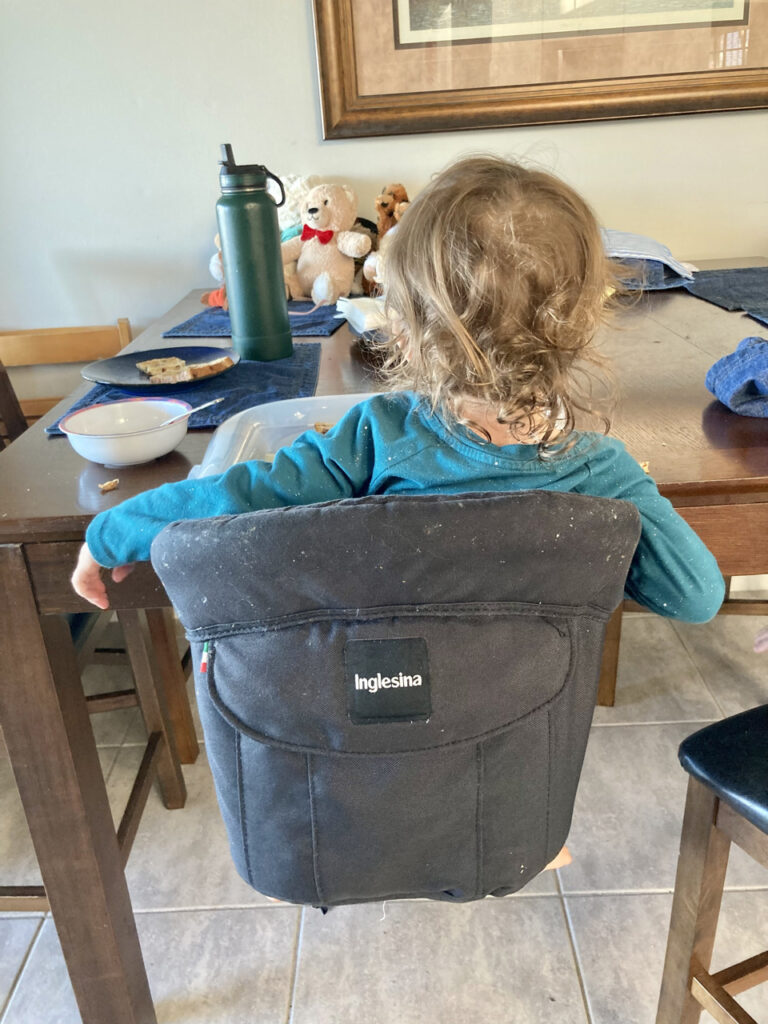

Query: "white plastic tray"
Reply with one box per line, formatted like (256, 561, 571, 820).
(189, 392, 377, 478)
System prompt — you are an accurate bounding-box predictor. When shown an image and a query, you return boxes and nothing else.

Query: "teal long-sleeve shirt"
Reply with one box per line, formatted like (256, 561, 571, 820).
(86, 392, 724, 622)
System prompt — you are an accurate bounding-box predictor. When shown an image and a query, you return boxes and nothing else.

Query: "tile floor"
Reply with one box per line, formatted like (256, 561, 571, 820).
(1, 611, 767, 1024)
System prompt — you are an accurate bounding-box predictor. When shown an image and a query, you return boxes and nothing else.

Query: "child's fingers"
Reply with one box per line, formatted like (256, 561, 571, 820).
(71, 543, 110, 609)
(754, 627, 768, 653)
(84, 578, 110, 610)
(71, 566, 110, 609)
(111, 563, 136, 584)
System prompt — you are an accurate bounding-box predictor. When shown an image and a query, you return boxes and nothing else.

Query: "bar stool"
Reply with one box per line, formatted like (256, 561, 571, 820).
(656, 704, 768, 1024)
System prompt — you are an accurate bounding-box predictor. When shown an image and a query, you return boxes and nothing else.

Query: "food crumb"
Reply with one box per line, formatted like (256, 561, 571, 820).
(639, 460, 650, 474)
(98, 478, 120, 493)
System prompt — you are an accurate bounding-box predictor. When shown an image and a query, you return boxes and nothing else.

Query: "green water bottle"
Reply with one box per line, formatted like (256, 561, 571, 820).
(216, 144, 293, 361)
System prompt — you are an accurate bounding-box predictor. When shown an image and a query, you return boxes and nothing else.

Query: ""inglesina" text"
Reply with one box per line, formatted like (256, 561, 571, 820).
(354, 672, 423, 694)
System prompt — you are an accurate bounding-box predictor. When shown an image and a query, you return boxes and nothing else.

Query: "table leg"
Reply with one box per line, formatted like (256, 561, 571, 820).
(597, 603, 623, 707)
(0, 545, 156, 1024)
(118, 608, 186, 808)
(145, 606, 199, 764)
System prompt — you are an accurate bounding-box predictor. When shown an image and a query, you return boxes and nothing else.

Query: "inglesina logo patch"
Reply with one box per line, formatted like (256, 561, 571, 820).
(345, 637, 431, 724)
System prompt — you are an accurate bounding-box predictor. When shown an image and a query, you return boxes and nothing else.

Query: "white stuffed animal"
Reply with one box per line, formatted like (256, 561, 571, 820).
(362, 199, 410, 295)
(281, 183, 371, 305)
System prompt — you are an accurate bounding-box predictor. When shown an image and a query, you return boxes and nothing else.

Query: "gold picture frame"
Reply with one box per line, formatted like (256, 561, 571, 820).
(313, 0, 768, 139)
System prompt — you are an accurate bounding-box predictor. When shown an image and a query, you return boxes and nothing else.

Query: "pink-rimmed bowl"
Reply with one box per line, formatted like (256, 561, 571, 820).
(59, 397, 192, 466)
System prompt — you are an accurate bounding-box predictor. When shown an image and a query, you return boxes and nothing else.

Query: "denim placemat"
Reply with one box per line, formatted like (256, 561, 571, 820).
(682, 267, 768, 325)
(706, 336, 768, 417)
(46, 344, 321, 436)
(162, 301, 344, 338)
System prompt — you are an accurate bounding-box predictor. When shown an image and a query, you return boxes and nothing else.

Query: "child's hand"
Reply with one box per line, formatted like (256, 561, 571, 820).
(71, 543, 135, 610)
(754, 626, 768, 653)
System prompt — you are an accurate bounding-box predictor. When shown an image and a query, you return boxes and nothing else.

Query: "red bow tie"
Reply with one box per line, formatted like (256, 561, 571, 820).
(301, 224, 334, 244)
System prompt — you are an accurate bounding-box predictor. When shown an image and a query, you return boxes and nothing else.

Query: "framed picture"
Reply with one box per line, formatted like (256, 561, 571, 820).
(313, 0, 768, 138)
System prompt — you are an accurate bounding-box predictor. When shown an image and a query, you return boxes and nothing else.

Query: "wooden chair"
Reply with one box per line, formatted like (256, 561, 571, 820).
(0, 318, 197, 756)
(656, 705, 768, 1024)
(0, 357, 27, 448)
(0, 321, 199, 913)
(0, 319, 132, 428)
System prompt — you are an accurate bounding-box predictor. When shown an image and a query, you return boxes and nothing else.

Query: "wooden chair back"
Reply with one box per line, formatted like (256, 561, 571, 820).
(0, 319, 132, 428)
(0, 358, 28, 447)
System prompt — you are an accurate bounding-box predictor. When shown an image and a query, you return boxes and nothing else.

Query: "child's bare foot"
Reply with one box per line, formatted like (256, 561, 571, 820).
(544, 845, 572, 871)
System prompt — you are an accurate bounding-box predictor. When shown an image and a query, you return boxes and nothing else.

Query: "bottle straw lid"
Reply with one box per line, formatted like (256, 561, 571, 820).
(218, 144, 285, 204)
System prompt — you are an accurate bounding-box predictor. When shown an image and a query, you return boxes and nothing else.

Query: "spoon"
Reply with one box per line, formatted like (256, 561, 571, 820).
(160, 397, 225, 427)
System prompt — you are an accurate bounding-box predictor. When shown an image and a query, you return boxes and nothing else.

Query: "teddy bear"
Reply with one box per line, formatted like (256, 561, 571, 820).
(363, 199, 410, 296)
(280, 183, 372, 305)
(202, 174, 320, 308)
(374, 184, 409, 241)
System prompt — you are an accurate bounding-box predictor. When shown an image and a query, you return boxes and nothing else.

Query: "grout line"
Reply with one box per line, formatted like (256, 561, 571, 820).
(590, 718, 718, 729)
(667, 620, 729, 719)
(561, 885, 768, 896)
(0, 916, 46, 1022)
(554, 873, 594, 1024)
(99, 744, 125, 786)
(507, 892, 561, 901)
(559, 887, 674, 898)
(285, 907, 306, 1024)
(131, 902, 297, 915)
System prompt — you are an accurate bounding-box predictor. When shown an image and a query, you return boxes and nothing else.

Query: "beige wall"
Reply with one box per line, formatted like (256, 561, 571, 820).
(2, 0, 767, 338)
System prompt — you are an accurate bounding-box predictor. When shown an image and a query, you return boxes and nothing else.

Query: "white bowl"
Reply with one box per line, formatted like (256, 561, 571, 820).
(60, 398, 192, 466)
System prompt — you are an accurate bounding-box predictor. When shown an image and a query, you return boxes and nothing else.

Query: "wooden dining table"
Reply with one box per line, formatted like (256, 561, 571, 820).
(1, 281, 768, 1023)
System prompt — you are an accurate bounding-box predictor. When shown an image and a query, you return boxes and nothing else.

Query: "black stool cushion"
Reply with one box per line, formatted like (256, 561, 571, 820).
(679, 704, 768, 836)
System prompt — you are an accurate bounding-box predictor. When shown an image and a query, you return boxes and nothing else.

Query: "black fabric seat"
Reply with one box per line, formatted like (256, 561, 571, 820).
(678, 703, 768, 836)
(152, 490, 640, 908)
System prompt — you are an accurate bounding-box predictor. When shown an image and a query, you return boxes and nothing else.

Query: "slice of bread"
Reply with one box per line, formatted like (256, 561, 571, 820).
(189, 355, 234, 379)
(136, 356, 188, 377)
(146, 367, 193, 384)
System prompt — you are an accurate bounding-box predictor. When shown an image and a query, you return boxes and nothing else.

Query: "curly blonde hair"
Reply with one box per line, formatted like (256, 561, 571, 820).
(376, 155, 622, 453)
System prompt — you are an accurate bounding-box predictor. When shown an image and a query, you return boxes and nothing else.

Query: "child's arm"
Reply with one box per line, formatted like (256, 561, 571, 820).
(598, 445, 725, 622)
(81, 403, 378, 573)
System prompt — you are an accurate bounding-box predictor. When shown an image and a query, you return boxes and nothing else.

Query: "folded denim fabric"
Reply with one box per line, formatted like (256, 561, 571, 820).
(602, 228, 693, 290)
(705, 336, 768, 417)
(611, 258, 691, 292)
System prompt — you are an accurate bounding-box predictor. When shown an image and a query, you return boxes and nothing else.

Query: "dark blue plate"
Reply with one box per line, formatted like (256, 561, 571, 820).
(81, 346, 240, 391)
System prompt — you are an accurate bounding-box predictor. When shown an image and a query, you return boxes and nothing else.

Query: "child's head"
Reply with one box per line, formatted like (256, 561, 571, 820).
(380, 154, 618, 448)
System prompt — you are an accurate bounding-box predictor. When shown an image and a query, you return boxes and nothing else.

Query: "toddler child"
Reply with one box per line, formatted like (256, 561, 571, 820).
(72, 154, 724, 625)
(72, 154, 725, 876)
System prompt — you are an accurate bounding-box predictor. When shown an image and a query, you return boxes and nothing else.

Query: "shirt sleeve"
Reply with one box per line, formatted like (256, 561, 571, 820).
(597, 444, 725, 623)
(85, 403, 377, 567)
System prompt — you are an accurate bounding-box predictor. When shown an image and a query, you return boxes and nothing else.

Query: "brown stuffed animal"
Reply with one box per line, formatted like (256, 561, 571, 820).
(375, 184, 409, 240)
(363, 199, 410, 296)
